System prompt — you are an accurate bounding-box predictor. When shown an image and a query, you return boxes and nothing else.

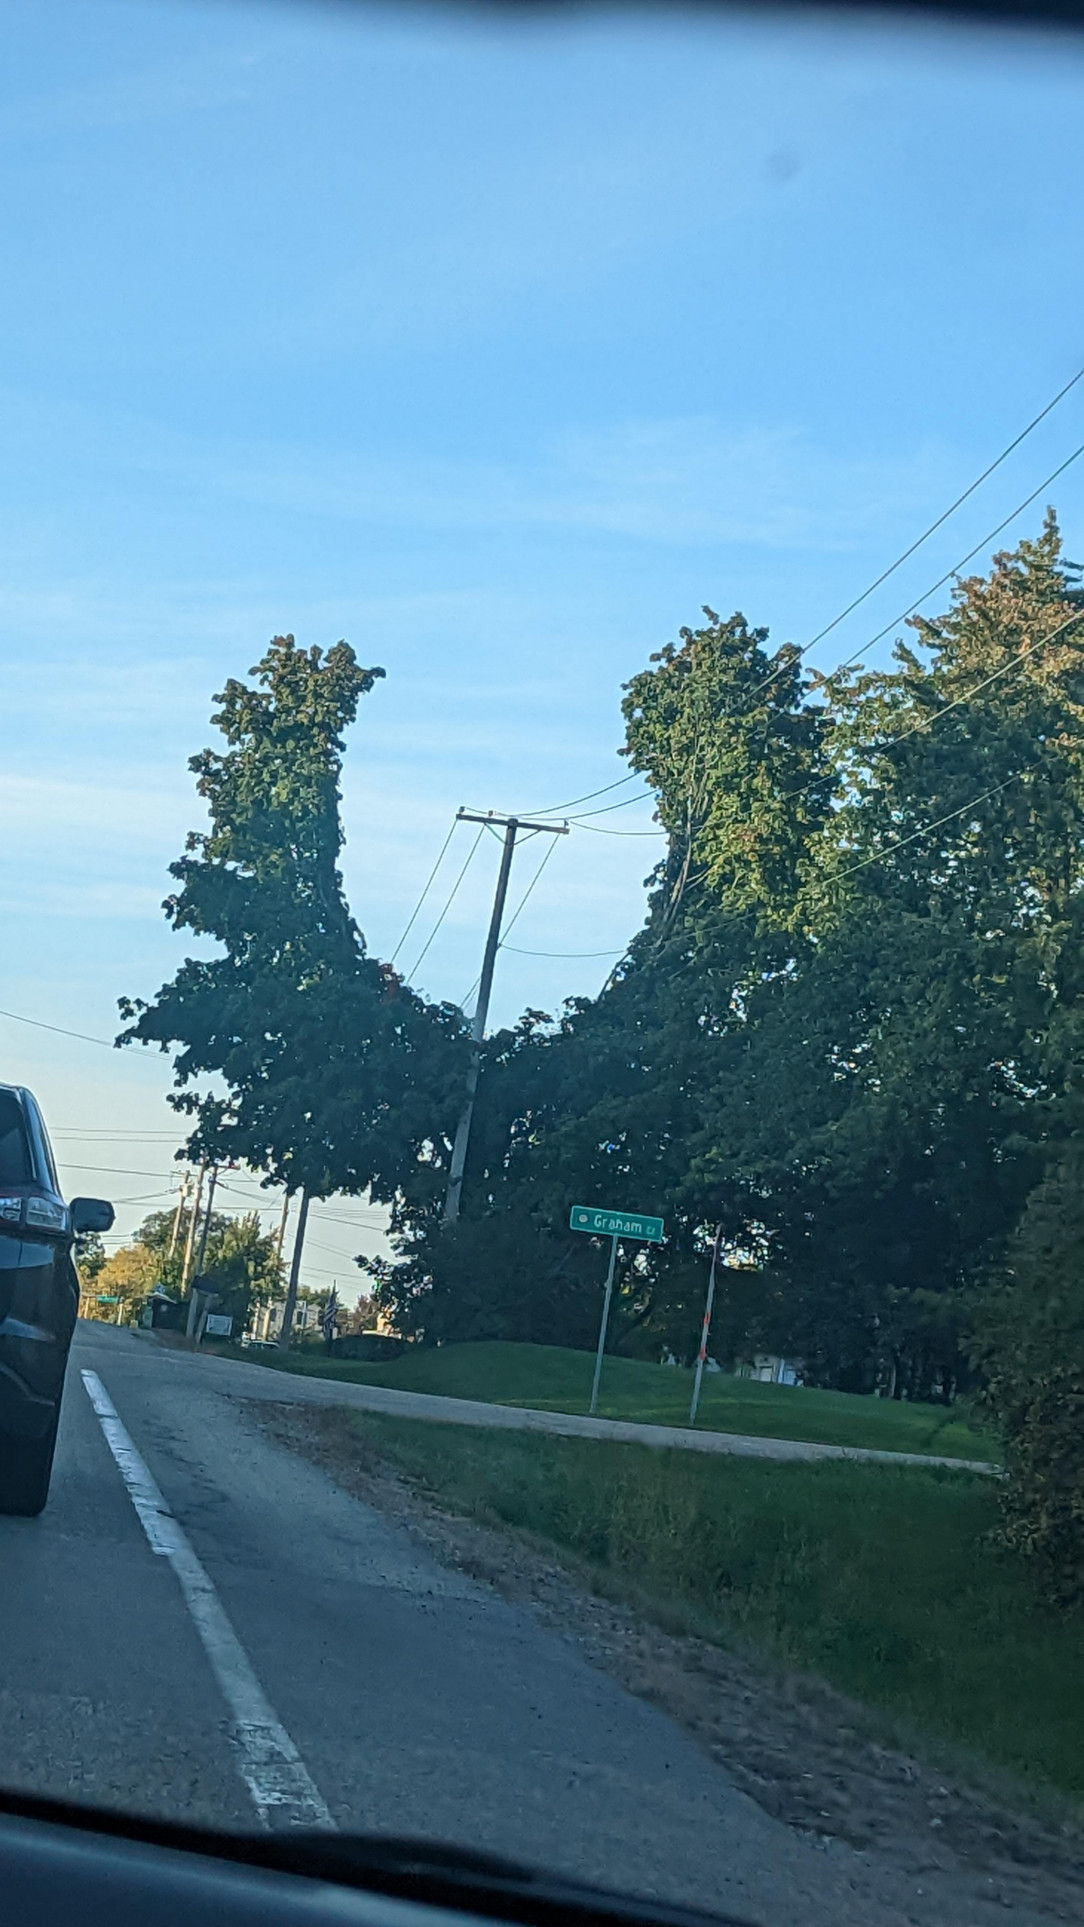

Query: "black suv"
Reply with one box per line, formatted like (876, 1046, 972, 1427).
(0, 1085, 114, 1515)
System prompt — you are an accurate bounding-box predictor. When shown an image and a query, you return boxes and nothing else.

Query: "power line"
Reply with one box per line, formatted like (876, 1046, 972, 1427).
(498, 835, 562, 947)
(215, 1177, 389, 1231)
(0, 1008, 122, 1051)
(820, 437, 1084, 694)
(310, 1210, 389, 1229)
(53, 1161, 181, 1179)
(568, 790, 653, 820)
(304, 1235, 374, 1261)
(515, 424, 1084, 856)
(51, 1125, 183, 1140)
(881, 606, 1084, 754)
(388, 816, 459, 965)
(443, 810, 568, 1224)
(574, 821, 666, 837)
(502, 944, 625, 959)
(519, 772, 640, 817)
(604, 771, 1022, 976)
(213, 1179, 280, 1207)
(103, 1188, 177, 1207)
(595, 616, 1084, 981)
(494, 419, 1084, 879)
(824, 775, 1020, 889)
(719, 619, 1076, 975)
(406, 822, 487, 981)
(0, 1006, 176, 1066)
(781, 601, 1084, 801)
(784, 362, 1084, 674)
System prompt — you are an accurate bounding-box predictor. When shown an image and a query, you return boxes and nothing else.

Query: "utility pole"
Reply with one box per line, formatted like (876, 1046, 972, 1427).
(442, 809, 568, 1225)
(193, 1164, 220, 1277)
(274, 1190, 291, 1270)
(180, 1158, 207, 1294)
(252, 1187, 290, 1341)
(186, 1163, 221, 1339)
(276, 1188, 310, 1351)
(167, 1175, 190, 1262)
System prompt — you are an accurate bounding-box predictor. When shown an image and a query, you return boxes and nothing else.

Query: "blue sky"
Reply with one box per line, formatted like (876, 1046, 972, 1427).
(3, 0, 1084, 1288)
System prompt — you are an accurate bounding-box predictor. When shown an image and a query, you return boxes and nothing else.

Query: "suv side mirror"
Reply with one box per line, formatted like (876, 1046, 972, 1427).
(71, 1198, 115, 1235)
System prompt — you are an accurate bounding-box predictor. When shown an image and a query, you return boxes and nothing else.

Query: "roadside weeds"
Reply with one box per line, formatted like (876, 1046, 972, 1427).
(250, 1399, 1084, 1927)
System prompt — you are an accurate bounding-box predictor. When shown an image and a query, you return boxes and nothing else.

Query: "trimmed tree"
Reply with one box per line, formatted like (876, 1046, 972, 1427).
(119, 634, 464, 1344)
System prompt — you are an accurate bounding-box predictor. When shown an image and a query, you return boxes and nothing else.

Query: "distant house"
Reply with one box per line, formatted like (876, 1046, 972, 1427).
(248, 1292, 395, 1345)
(249, 1294, 320, 1342)
(734, 1353, 802, 1387)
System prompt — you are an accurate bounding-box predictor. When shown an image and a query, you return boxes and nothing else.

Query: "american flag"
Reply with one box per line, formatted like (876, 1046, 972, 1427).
(320, 1286, 339, 1342)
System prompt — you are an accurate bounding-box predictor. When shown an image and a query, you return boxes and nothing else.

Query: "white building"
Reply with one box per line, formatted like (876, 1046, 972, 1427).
(734, 1353, 802, 1387)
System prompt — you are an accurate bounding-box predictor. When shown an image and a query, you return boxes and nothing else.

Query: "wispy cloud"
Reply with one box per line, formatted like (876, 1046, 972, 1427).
(0, 772, 191, 843)
(1, 384, 965, 557)
(0, 45, 266, 143)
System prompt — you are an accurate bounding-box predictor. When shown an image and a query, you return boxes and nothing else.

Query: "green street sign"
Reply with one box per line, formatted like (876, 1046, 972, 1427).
(96, 1294, 120, 1303)
(569, 1205, 665, 1244)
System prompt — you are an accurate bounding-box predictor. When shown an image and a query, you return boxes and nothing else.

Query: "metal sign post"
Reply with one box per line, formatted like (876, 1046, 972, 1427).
(588, 1235, 620, 1417)
(689, 1225, 723, 1427)
(569, 1204, 665, 1417)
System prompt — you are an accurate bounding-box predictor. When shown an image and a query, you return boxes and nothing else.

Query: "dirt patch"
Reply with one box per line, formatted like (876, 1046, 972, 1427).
(251, 1398, 1084, 1924)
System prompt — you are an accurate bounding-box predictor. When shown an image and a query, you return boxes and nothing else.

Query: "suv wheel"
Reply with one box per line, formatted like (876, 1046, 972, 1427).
(0, 1408, 60, 1516)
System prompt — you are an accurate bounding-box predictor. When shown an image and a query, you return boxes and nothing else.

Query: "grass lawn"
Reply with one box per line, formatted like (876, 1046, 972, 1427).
(222, 1337, 998, 1461)
(323, 1409, 1084, 1800)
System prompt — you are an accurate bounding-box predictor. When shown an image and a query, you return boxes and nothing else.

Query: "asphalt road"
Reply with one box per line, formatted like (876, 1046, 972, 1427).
(0, 1325, 1028, 1927)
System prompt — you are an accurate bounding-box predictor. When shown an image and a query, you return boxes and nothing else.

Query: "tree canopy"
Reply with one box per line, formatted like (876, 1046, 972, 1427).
(118, 539, 1084, 1599)
(119, 634, 466, 1203)
(372, 521, 1084, 1426)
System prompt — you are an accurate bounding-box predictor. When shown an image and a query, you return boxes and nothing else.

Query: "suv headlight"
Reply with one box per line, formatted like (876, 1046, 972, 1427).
(0, 1195, 21, 1224)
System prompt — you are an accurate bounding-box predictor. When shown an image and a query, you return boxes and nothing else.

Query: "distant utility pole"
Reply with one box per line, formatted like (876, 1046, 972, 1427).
(186, 1163, 221, 1339)
(274, 1190, 291, 1271)
(180, 1158, 207, 1294)
(167, 1175, 190, 1261)
(442, 809, 568, 1226)
(193, 1164, 220, 1276)
(276, 1189, 311, 1351)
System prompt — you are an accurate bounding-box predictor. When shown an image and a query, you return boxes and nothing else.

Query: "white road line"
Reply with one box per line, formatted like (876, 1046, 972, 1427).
(80, 1367, 335, 1834)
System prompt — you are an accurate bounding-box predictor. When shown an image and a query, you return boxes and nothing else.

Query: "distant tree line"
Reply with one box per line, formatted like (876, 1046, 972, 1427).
(120, 517, 1084, 1603)
(79, 1207, 281, 1331)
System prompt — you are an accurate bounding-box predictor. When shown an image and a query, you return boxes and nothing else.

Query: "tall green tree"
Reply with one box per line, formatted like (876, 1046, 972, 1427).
(133, 1206, 280, 1330)
(119, 635, 465, 1338)
(373, 611, 835, 1358)
(374, 526, 1084, 1411)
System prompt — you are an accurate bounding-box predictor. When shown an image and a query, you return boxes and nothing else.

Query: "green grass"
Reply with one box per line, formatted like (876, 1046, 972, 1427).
(329, 1409, 1084, 1800)
(222, 1337, 998, 1461)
